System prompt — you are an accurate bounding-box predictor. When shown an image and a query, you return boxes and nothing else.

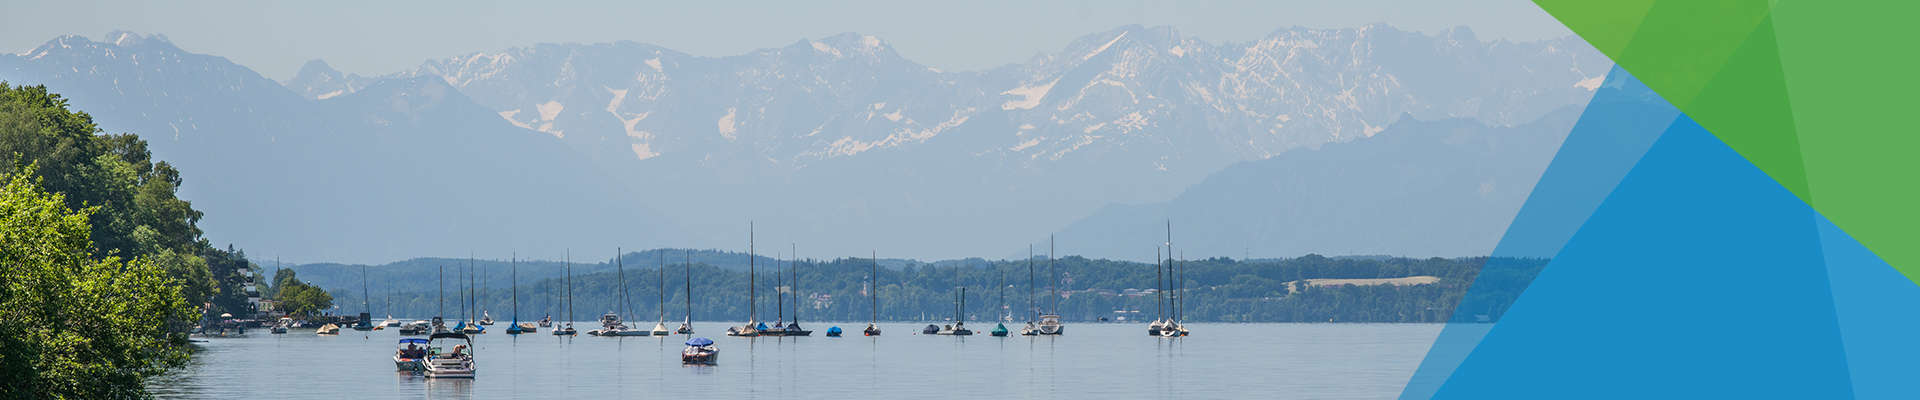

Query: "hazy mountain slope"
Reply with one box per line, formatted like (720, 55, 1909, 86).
(1052, 105, 1585, 261)
(0, 32, 692, 263)
(287, 24, 1608, 260)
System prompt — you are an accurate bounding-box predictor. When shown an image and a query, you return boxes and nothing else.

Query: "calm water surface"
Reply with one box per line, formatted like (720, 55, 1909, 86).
(150, 322, 1441, 399)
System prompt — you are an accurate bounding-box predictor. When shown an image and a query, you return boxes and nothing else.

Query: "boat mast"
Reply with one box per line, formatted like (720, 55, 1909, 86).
(1179, 251, 1186, 324)
(750, 222, 756, 325)
(512, 252, 518, 324)
(659, 250, 666, 325)
(438, 265, 444, 322)
(617, 248, 628, 322)
(560, 250, 568, 328)
(1050, 236, 1057, 317)
(792, 243, 799, 325)
(1157, 246, 1164, 323)
(776, 252, 784, 324)
(361, 265, 370, 317)
(685, 251, 692, 325)
(870, 250, 877, 324)
(1167, 220, 1173, 323)
(1028, 245, 1035, 323)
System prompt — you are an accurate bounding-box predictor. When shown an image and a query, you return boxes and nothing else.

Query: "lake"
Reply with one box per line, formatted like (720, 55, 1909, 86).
(149, 322, 1442, 399)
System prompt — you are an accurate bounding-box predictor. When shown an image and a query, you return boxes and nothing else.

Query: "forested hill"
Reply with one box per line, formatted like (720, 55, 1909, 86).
(316, 254, 1547, 324)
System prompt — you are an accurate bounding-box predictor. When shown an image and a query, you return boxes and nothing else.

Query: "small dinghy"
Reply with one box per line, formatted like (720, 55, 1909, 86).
(681, 337, 718, 365)
(826, 326, 843, 337)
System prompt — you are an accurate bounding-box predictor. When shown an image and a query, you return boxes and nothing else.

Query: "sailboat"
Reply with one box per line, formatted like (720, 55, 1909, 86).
(353, 265, 376, 331)
(1021, 245, 1040, 336)
(434, 264, 450, 334)
(591, 248, 648, 336)
(864, 250, 882, 336)
(508, 253, 534, 334)
(478, 259, 494, 326)
(727, 224, 762, 337)
(992, 268, 1009, 337)
(1158, 222, 1188, 337)
(651, 251, 671, 336)
(677, 251, 695, 334)
(462, 257, 484, 334)
(553, 250, 578, 336)
(1035, 236, 1065, 335)
(384, 273, 401, 327)
(773, 244, 812, 336)
(936, 287, 974, 335)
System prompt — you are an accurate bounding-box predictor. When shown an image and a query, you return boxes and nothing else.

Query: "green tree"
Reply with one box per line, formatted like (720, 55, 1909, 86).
(0, 168, 197, 399)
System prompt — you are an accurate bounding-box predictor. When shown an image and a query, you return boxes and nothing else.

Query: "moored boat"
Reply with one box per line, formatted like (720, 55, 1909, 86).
(315, 323, 341, 335)
(826, 326, 843, 337)
(423, 332, 476, 378)
(394, 338, 430, 371)
(681, 337, 718, 365)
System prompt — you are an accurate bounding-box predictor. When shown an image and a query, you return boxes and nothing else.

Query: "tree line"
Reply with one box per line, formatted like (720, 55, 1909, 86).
(1, 83, 239, 399)
(333, 253, 1547, 325)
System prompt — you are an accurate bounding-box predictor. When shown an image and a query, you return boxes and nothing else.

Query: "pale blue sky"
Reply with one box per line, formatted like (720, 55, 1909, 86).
(3, 0, 1571, 81)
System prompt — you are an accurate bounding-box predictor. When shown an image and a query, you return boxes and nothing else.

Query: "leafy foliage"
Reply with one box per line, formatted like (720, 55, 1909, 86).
(0, 169, 197, 399)
(1, 82, 228, 398)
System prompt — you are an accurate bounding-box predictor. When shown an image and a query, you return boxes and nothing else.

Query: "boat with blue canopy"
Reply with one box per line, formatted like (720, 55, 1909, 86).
(681, 337, 718, 365)
(393, 338, 430, 371)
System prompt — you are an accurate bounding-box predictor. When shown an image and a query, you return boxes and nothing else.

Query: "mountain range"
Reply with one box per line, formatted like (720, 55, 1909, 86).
(2, 25, 1608, 263)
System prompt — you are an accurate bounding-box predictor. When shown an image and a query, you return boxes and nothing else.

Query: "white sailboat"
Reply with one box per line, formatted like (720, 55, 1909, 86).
(727, 224, 762, 337)
(553, 250, 578, 336)
(651, 250, 671, 336)
(1035, 236, 1065, 335)
(590, 248, 649, 336)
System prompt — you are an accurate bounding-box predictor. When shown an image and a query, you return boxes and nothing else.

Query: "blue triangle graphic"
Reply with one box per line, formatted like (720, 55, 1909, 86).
(1429, 114, 1853, 398)
(1818, 214, 1920, 399)
(1401, 65, 1681, 399)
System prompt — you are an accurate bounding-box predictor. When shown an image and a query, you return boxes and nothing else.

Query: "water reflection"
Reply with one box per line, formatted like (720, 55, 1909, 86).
(153, 323, 1440, 399)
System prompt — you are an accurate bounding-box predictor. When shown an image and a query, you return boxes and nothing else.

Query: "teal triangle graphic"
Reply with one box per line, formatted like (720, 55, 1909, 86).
(1429, 114, 1853, 398)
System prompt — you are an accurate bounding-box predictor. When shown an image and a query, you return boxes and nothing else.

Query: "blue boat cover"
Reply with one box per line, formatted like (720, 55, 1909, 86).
(827, 326, 843, 333)
(686, 337, 714, 346)
(756, 322, 768, 330)
(399, 338, 430, 344)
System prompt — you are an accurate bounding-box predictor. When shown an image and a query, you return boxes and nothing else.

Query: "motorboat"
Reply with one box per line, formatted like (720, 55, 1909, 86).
(422, 333, 476, 378)
(384, 316, 402, 327)
(681, 337, 718, 365)
(826, 326, 843, 337)
(1036, 314, 1064, 335)
(1159, 320, 1189, 337)
(393, 338, 430, 371)
(588, 312, 648, 336)
(936, 322, 974, 336)
(315, 323, 341, 335)
(399, 320, 431, 336)
(270, 317, 292, 334)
